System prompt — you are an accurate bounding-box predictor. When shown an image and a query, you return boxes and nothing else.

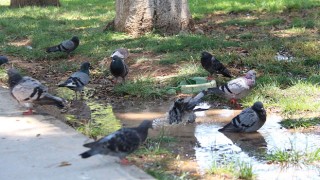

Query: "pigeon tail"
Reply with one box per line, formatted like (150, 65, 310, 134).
(220, 68, 232, 78)
(83, 141, 97, 148)
(46, 46, 60, 53)
(38, 94, 65, 108)
(207, 87, 224, 96)
(58, 78, 75, 88)
(80, 149, 99, 159)
(218, 123, 240, 132)
(186, 90, 206, 110)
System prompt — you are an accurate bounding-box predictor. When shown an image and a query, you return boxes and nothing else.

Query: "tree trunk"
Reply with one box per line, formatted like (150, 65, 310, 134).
(10, 0, 60, 7)
(114, 0, 193, 36)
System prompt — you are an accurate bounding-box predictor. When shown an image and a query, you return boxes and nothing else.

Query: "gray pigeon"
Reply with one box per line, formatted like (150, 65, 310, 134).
(218, 101, 266, 132)
(110, 55, 128, 84)
(80, 120, 153, 164)
(0, 56, 8, 66)
(110, 48, 129, 59)
(7, 68, 66, 115)
(46, 36, 79, 55)
(58, 62, 90, 100)
(201, 51, 232, 80)
(208, 70, 256, 108)
(168, 90, 209, 124)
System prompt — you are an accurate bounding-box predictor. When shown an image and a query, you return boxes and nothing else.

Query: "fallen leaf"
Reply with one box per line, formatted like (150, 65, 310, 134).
(58, 161, 71, 167)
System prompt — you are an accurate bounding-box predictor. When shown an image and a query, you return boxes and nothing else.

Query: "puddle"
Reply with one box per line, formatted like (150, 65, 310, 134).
(56, 96, 320, 179)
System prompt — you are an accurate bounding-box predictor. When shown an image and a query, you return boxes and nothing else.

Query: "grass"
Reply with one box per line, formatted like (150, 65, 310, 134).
(266, 148, 320, 165)
(280, 117, 320, 129)
(113, 77, 166, 99)
(208, 159, 255, 180)
(64, 101, 122, 139)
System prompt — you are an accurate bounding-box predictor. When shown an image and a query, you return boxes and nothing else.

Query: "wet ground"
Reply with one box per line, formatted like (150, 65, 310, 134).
(52, 98, 320, 179)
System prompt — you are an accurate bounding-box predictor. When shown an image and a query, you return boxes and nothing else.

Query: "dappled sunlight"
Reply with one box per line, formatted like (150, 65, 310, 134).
(271, 27, 310, 38)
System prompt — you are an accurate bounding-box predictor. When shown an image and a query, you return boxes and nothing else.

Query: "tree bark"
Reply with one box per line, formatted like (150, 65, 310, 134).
(10, 0, 60, 7)
(114, 0, 193, 36)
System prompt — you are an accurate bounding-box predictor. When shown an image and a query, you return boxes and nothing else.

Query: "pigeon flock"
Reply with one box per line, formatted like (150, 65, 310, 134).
(0, 36, 268, 164)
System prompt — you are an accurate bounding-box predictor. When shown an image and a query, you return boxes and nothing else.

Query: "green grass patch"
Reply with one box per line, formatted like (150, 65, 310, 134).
(208, 160, 255, 180)
(266, 148, 320, 165)
(65, 102, 121, 139)
(113, 77, 165, 99)
(280, 117, 320, 129)
(0, 67, 7, 83)
(243, 79, 320, 115)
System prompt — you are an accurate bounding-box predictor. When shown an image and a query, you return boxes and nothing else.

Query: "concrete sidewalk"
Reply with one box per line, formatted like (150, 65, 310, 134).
(0, 87, 154, 180)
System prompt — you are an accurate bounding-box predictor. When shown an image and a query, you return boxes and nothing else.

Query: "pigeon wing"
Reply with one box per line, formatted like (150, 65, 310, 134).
(232, 108, 258, 130)
(11, 77, 47, 102)
(70, 72, 90, 86)
(60, 40, 75, 52)
(101, 128, 141, 155)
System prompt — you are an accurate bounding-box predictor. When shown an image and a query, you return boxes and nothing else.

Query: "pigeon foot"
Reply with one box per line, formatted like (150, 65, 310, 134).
(119, 158, 131, 166)
(23, 109, 33, 115)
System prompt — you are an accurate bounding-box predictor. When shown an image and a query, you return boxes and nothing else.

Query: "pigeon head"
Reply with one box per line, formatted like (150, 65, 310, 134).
(80, 62, 90, 75)
(7, 68, 23, 88)
(245, 70, 256, 79)
(252, 101, 267, 121)
(139, 120, 153, 129)
(201, 51, 213, 60)
(71, 36, 80, 44)
(252, 101, 265, 112)
(112, 55, 123, 62)
(0, 56, 9, 65)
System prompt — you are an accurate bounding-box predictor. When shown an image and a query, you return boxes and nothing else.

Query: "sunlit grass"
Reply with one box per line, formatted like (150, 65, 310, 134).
(267, 148, 320, 165)
(190, 0, 320, 18)
(280, 117, 320, 129)
(113, 77, 165, 99)
(207, 159, 255, 180)
(66, 102, 121, 139)
(243, 79, 320, 115)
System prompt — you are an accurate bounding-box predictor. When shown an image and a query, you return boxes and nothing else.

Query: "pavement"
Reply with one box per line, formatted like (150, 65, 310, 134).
(0, 87, 154, 180)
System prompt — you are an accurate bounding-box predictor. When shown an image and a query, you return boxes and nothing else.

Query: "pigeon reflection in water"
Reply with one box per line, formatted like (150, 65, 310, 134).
(221, 131, 268, 159)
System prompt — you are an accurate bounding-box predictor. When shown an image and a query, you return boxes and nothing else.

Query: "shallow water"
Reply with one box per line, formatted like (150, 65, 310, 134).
(58, 98, 320, 179)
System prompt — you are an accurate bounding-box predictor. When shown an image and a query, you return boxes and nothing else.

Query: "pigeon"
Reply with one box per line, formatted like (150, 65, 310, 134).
(218, 101, 266, 133)
(201, 51, 232, 80)
(7, 68, 66, 115)
(168, 90, 209, 124)
(80, 120, 153, 164)
(208, 70, 256, 108)
(0, 56, 8, 66)
(110, 48, 129, 59)
(110, 55, 128, 84)
(58, 62, 90, 100)
(46, 36, 79, 56)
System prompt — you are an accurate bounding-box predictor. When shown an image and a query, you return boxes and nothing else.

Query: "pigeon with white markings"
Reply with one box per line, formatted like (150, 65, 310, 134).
(80, 120, 153, 164)
(46, 36, 79, 56)
(110, 48, 129, 59)
(0, 56, 8, 66)
(168, 90, 209, 124)
(58, 62, 90, 100)
(219, 101, 266, 132)
(7, 68, 66, 115)
(201, 51, 232, 80)
(208, 70, 256, 108)
(110, 55, 128, 84)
